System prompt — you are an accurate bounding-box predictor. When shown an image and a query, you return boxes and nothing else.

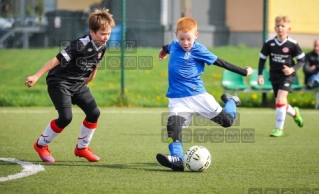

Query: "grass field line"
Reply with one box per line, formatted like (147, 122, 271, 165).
(0, 158, 45, 182)
(0, 109, 318, 114)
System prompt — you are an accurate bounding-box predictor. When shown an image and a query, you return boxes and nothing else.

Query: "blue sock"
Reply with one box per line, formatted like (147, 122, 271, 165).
(168, 142, 183, 161)
(224, 99, 237, 119)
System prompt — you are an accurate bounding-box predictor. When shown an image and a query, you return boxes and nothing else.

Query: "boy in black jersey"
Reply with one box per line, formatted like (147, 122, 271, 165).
(24, 8, 115, 163)
(258, 15, 304, 137)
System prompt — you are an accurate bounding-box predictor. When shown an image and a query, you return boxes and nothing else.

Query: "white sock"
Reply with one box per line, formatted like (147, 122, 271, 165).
(77, 120, 97, 149)
(286, 104, 296, 117)
(37, 120, 63, 146)
(275, 104, 286, 130)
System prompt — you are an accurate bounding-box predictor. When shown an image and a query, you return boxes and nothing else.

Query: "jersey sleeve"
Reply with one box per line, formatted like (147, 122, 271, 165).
(293, 43, 305, 60)
(166, 40, 179, 53)
(194, 43, 217, 65)
(56, 40, 81, 63)
(259, 42, 269, 59)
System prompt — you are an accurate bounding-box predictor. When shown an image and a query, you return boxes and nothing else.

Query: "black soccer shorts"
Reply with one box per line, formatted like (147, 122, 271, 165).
(271, 79, 293, 98)
(48, 85, 94, 109)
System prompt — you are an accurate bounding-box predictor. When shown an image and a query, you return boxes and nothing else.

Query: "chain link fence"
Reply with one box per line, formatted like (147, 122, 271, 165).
(0, 0, 231, 49)
(1, 0, 318, 49)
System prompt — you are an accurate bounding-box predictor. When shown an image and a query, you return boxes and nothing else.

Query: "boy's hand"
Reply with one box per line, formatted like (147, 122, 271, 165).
(309, 65, 316, 71)
(282, 65, 295, 75)
(258, 75, 264, 85)
(159, 48, 168, 61)
(245, 66, 253, 76)
(85, 78, 92, 84)
(24, 75, 38, 88)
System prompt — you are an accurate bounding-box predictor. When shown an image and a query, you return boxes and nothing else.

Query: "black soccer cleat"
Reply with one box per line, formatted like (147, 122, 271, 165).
(221, 93, 241, 107)
(156, 153, 184, 171)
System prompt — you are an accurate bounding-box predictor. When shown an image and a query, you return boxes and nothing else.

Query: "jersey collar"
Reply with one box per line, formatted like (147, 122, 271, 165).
(274, 36, 288, 46)
(89, 34, 104, 51)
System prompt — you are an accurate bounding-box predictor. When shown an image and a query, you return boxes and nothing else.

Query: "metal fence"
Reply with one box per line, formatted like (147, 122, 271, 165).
(0, 0, 232, 49)
(0, 0, 162, 49)
(1, 0, 318, 49)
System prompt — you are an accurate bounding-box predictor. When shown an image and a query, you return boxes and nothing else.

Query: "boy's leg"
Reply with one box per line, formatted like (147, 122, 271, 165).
(156, 114, 186, 171)
(286, 105, 303, 127)
(73, 87, 100, 162)
(210, 93, 240, 128)
(34, 88, 72, 163)
(271, 79, 299, 137)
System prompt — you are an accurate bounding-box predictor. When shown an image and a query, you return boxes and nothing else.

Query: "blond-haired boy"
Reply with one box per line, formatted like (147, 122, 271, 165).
(257, 15, 305, 137)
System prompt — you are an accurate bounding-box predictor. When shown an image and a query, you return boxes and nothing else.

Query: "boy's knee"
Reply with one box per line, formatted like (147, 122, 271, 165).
(167, 115, 185, 127)
(56, 115, 73, 128)
(86, 107, 100, 123)
(167, 115, 186, 142)
(211, 111, 234, 128)
(220, 118, 233, 128)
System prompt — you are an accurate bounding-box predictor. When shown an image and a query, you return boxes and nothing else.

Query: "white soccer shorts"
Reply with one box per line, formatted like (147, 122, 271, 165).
(168, 92, 223, 128)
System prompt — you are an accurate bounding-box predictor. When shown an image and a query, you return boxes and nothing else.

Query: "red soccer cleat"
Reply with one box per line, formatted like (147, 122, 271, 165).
(74, 146, 100, 162)
(33, 140, 55, 163)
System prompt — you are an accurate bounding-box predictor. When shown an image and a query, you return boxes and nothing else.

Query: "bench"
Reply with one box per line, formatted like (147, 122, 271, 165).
(221, 69, 319, 109)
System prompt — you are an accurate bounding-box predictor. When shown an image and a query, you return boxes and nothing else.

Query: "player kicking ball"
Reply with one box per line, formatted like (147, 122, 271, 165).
(156, 17, 253, 171)
(24, 8, 115, 163)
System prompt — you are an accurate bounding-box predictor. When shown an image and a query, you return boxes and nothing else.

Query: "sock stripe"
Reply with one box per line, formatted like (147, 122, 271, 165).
(276, 103, 286, 108)
(83, 120, 97, 129)
(50, 120, 63, 133)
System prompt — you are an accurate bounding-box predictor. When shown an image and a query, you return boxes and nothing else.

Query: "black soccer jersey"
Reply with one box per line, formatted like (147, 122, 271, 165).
(46, 35, 106, 92)
(259, 37, 305, 82)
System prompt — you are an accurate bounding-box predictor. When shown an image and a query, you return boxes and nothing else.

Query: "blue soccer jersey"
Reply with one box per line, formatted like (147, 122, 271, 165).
(166, 40, 218, 98)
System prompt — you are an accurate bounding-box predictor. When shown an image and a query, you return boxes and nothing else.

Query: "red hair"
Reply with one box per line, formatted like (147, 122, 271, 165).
(176, 17, 197, 33)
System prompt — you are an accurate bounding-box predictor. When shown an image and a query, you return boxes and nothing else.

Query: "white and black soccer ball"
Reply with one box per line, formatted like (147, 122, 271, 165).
(184, 145, 211, 172)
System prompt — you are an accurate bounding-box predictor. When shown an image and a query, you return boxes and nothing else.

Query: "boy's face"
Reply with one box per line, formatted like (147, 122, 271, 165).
(274, 20, 290, 37)
(90, 26, 112, 46)
(175, 30, 198, 51)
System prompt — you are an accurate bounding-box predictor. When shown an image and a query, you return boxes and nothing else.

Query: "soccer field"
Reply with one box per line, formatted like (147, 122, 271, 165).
(0, 107, 318, 194)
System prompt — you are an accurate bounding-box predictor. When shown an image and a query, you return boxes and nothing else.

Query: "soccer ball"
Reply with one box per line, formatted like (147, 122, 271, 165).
(184, 145, 211, 172)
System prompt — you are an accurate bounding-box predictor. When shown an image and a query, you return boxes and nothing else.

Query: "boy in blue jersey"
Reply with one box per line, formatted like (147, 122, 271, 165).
(156, 17, 253, 171)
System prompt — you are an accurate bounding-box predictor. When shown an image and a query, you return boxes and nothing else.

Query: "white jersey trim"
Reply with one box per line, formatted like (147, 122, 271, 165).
(79, 35, 90, 47)
(296, 52, 305, 59)
(61, 50, 71, 62)
(259, 52, 267, 59)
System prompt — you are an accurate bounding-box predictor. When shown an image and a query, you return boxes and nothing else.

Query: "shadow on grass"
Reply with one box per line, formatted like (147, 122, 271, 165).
(29, 161, 195, 172)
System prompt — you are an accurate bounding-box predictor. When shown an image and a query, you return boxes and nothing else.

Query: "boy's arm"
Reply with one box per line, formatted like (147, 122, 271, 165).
(292, 57, 305, 72)
(25, 57, 60, 87)
(159, 44, 169, 61)
(283, 56, 305, 75)
(213, 58, 251, 76)
(258, 58, 266, 75)
(85, 66, 98, 84)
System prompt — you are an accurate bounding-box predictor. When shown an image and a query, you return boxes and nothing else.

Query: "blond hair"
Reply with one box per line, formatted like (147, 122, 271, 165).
(275, 15, 290, 24)
(87, 8, 115, 32)
(176, 17, 197, 33)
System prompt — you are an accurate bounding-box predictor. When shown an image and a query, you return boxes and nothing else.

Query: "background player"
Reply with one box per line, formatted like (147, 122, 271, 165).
(303, 38, 319, 89)
(257, 15, 304, 137)
(156, 17, 253, 171)
(24, 8, 115, 163)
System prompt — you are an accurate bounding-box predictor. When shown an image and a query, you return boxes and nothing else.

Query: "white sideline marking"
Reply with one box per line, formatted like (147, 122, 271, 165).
(0, 109, 318, 114)
(0, 158, 45, 182)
